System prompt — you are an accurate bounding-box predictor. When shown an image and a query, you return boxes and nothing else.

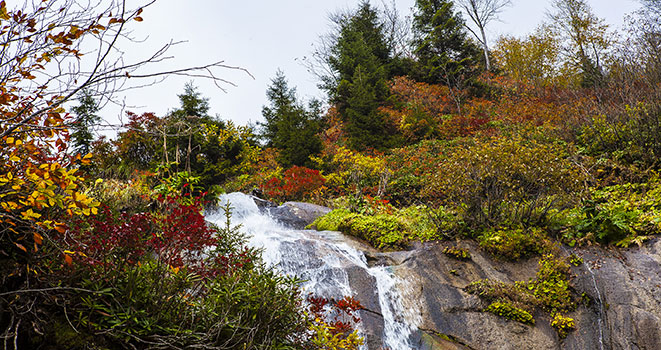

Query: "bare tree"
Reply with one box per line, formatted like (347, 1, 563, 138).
(456, 0, 512, 71)
(548, 0, 613, 88)
(0, 0, 249, 140)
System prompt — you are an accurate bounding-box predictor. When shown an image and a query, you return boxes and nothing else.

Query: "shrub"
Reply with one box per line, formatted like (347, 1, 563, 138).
(530, 254, 574, 313)
(478, 227, 550, 260)
(306, 295, 364, 350)
(425, 135, 586, 229)
(261, 165, 326, 202)
(311, 204, 447, 249)
(47, 195, 308, 349)
(338, 214, 408, 249)
(572, 179, 661, 245)
(578, 103, 661, 170)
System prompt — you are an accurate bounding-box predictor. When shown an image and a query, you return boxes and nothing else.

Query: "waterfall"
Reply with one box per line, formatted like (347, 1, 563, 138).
(207, 192, 420, 350)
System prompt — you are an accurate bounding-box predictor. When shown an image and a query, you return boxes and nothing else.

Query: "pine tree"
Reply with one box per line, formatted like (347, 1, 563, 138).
(260, 71, 322, 168)
(171, 81, 210, 118)
(70, 88, 101, 155)
(326, 1, 398, 151)
(412, 0, 482, 86)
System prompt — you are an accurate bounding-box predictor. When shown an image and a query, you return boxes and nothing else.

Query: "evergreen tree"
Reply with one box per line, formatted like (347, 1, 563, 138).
(260, 71, 322, 168)
(326, 1, 398, 151)
(171, 81, 210, 118)
(70, 88, 101, 155)
(412, 0, 482, 85)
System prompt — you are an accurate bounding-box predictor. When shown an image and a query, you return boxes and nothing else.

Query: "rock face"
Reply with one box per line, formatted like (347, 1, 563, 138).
(256, 198, 661, 350)
(384, 239, 661, 350)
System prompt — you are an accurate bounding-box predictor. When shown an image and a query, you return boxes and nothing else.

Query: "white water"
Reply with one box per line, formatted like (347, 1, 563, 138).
(207, 192, 419, 349)
(584, 261, 606, 350)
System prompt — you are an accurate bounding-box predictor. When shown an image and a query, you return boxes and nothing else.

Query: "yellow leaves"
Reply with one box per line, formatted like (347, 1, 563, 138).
(80, 153, 93, 165)
(0, 1, 9, 21)
(21, 208, 41, 220)
(1, 201, 19, 210)
(15, 243, 27, 253)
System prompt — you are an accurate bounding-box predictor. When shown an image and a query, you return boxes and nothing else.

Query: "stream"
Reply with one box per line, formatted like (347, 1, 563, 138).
(207, 192, 421, 349)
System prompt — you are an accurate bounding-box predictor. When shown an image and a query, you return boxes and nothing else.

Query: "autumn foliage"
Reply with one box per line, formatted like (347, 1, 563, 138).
(261, 166, 326, 202)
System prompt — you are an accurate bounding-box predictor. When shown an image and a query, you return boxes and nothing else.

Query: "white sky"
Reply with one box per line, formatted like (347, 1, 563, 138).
(86, 0, 642, 135)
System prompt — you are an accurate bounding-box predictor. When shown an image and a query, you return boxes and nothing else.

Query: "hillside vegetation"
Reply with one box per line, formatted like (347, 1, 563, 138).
(1, 0, 660, 348)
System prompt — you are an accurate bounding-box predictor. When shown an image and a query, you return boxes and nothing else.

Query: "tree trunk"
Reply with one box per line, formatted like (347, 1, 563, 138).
(479, 25, 491, 71)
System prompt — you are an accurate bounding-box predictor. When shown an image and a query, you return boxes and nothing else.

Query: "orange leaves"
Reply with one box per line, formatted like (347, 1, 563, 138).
(0, 1, 9, 21)
(63, 252, 73, 266)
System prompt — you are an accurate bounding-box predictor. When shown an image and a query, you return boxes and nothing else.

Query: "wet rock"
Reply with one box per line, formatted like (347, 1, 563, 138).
(266, 201, 331, 229)
(569, 239, 661, 350)
(386, 239, 661, 350)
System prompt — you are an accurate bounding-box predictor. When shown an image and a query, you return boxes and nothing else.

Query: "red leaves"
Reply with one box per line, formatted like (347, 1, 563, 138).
(306, 294, 363, 336)
(260, 166, 325, 202)
(66, 195, 219, 271)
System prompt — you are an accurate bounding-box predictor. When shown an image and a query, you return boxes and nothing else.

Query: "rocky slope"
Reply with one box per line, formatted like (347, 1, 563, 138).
(264, 199, 661, 350)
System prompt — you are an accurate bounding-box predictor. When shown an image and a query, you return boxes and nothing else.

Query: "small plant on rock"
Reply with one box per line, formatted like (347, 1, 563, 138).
(443, 246, 471, 260)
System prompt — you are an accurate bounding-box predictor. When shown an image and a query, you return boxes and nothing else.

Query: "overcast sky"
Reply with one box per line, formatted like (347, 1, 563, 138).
(100, 0, 642, 136)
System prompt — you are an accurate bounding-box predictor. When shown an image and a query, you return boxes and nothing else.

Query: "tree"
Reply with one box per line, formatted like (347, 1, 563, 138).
(0, 1, 245, 342)
(548, 0, 613, 88)
(411, 0, 483, 86)
(70, 89, 101, 156)
(492, 25, 565, 87)
(456, 0, 512, 71)
(260, 71, 323, 167)
(171, 81, 211, 119)
(325, 1, 398, 150)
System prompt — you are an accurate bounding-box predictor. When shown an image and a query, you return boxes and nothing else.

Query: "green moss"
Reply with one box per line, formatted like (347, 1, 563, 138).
(310, 209, 353, 231)
(478, 227, 550, 260)
(485, 301, 535, 325)
(338, 213, 408, 249)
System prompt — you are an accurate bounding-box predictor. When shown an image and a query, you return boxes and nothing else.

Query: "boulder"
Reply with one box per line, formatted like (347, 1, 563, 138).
(266, 201, 331, 229)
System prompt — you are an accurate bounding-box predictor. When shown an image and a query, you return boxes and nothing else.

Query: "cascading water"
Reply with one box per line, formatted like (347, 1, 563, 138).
(207, 192, 420, 349)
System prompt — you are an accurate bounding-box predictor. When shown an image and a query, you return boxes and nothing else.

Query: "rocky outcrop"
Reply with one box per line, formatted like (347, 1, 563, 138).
(384, 239, 661, 350)
(266, 201, 331, 229)
(256, 196, 661, 350)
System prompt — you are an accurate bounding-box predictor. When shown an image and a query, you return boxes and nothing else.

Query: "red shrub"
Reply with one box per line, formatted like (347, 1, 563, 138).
(261, 166, 325, 202)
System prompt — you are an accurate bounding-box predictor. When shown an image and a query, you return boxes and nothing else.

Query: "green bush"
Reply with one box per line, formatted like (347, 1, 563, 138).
(478, 227, 550, 260)
(36, 196, 308, 349)
(339, 214, 408, 249)
(578, 103, 661, 170)
(423, 136, 586, 229)
(567, 178, 661, 245)
(311, 204, 451, 249)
